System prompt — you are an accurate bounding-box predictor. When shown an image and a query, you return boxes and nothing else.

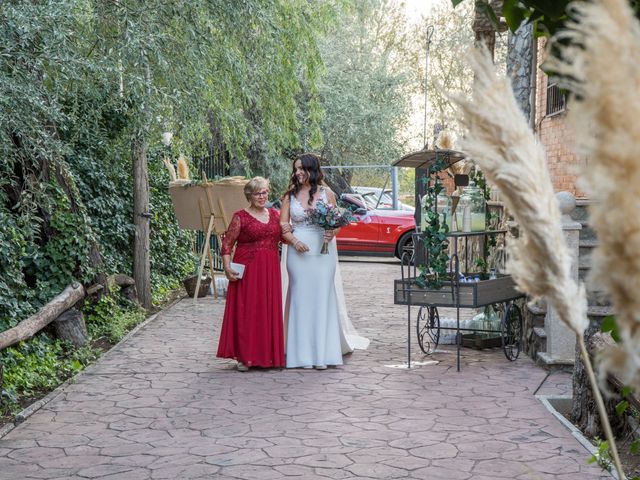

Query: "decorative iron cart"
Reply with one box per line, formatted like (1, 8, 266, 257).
(391, 149, 525, 371)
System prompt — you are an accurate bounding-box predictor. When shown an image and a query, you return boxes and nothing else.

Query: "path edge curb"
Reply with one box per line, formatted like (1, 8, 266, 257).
(537, 394, 618, 479)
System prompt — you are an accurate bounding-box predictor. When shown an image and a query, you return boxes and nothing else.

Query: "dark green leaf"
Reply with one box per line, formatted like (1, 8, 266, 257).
(601, 315, 621, 343)
(503, 0, 528, 32)
(615, 400, 629, 416)
(477, 1, 502, 31)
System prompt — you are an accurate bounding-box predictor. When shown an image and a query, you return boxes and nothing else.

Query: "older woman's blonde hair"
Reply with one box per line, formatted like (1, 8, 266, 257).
(244, 176, 270, 201)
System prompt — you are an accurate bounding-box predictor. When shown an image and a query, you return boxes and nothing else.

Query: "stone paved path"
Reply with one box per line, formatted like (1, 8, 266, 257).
(0, 259, 609, 479)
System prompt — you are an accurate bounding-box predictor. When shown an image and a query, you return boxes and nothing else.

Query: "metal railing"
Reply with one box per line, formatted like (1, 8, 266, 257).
(546, 82, 566, 116)
(194, 139, 229, 272)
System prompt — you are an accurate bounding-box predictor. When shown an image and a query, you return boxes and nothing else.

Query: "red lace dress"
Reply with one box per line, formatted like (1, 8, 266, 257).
(216, 208, 285, 367)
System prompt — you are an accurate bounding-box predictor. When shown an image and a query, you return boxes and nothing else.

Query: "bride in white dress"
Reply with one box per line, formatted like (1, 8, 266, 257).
(280, 153, 369, 369)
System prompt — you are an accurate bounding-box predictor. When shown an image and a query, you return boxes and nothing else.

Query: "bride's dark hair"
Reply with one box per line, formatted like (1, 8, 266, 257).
(285, 153, 325, 206)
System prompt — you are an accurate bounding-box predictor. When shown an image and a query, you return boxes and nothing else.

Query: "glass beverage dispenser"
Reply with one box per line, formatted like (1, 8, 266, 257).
(460, 181, 486, 232)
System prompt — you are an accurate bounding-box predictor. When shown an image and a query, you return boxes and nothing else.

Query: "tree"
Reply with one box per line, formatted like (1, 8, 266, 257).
(81, 1, 336, 305)
(317, 0, 416, 187)
(406, 0, 506, 147)
(0, 0, 337, 314)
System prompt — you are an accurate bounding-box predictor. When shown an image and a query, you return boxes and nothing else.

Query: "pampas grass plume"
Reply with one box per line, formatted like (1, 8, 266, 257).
(435, 130, 454, 150)
(452, 43, 624, 479)
(549, 0, 640, 392)
(452, 47, 588, 336)
(177, 155, 190, 180)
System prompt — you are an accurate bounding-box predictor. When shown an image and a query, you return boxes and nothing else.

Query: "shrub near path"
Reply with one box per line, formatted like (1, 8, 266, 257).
(0, 291, 168, 428)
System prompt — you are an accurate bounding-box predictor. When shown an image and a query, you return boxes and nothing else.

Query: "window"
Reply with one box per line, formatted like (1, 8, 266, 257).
(546, 82, 566, 116)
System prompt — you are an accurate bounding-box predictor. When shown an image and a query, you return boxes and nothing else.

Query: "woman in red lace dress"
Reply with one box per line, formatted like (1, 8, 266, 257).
(217, 177, 285, 371)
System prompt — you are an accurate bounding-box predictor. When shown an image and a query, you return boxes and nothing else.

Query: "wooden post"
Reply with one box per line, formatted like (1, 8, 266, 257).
(194, 215, 215, 300)
(133, 130, 151, 309)
(196, 198, 216, 300)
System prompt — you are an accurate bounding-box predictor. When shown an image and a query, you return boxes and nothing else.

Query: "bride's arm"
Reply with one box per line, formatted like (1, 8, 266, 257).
(324, 188, 340, 241)
(280, 195, 309, 253)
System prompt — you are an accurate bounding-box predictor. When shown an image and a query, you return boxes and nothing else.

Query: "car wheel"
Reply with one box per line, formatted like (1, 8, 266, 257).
(396, 232, 414, 265)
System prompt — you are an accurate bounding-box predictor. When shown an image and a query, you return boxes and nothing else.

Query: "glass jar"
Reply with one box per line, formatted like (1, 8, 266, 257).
(420, 191, 451, 232)
(449, 192, 460, 232)
(471, 309, 486, 337)
(436, 191, 451, 232)
(458, 190, 472, 232)
(420, 193, 430, 232)
(461, 181, 486, 232)
(481, 304, 501, 338)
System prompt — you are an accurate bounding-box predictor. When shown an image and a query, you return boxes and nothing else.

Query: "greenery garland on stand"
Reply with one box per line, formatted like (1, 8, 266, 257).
(417, 156, 451, 290)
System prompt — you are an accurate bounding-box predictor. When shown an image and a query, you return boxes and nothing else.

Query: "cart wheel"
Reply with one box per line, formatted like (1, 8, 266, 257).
(416, 306, 440, 354)
(501, 302, 522, 361)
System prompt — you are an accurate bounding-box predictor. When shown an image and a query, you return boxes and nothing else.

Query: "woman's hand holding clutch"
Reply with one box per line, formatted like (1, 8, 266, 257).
(224, 266, 240, 282)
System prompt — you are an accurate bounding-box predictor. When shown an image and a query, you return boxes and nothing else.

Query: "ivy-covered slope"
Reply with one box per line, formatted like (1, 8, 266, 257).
(0, 0, 337, 416)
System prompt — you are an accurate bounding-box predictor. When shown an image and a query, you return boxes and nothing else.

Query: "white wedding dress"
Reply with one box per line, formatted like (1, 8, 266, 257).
(283, 188, 369, 368)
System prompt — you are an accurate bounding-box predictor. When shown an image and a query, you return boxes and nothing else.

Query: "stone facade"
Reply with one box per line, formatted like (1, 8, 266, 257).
(534, 39, 587, 198)
(507, 23, 534, 120)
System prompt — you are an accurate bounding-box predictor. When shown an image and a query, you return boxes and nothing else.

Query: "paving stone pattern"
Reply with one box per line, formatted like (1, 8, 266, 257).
(0, 259, 609, 479)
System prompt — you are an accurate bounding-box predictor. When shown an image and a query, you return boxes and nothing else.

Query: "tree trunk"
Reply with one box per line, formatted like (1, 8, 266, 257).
(132, 131, 151, 309)
(322, 168, 352, 197)
(53, 308, 88, 347)
(0, 283, 85, 350)
(572, 317, 623, 438)
(473, 0, 505, 58)
(506, 23, 534, 120)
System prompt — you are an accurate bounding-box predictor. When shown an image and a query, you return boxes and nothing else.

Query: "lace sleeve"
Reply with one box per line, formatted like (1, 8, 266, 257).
(221, 213, 242, 255)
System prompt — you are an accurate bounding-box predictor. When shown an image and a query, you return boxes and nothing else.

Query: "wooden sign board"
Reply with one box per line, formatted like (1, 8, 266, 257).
(169, 179, 248, 234)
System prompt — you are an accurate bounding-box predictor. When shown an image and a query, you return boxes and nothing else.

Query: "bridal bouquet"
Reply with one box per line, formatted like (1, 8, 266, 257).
(306, 201, 355, 254)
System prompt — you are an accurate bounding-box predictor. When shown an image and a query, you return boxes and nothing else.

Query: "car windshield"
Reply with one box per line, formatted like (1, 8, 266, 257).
(362, 191, 392, 209)
(339, 193, 370, 212)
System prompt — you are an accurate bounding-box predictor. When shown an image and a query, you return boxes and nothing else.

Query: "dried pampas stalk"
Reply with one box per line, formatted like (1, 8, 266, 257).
(549, 0, 640, 397)
(451, 47, 624, 479)
(177, 155, 190, 180)
(448, 160, 471, 177)
(162, 158, 177, 182)
(435, 130, 454, 150)
(452, 48, 587, 334)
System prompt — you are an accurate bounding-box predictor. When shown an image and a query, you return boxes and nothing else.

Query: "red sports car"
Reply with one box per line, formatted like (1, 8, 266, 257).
(337, 194, 416, 259)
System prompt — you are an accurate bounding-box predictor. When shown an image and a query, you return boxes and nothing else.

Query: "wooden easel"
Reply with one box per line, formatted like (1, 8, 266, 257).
(169, 177, 248, 302)
(195, 197, 219, 299)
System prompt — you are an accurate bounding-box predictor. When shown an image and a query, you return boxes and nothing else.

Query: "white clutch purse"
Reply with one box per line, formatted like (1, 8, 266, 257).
(229, 262, 245, 279)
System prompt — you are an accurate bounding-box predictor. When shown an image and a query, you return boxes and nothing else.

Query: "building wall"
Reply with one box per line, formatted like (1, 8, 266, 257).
(534, 39, 587, 198)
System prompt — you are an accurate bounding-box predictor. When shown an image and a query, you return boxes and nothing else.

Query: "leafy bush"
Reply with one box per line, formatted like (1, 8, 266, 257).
(84, 295, 146, 345)
(0, 336, 99, 416)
